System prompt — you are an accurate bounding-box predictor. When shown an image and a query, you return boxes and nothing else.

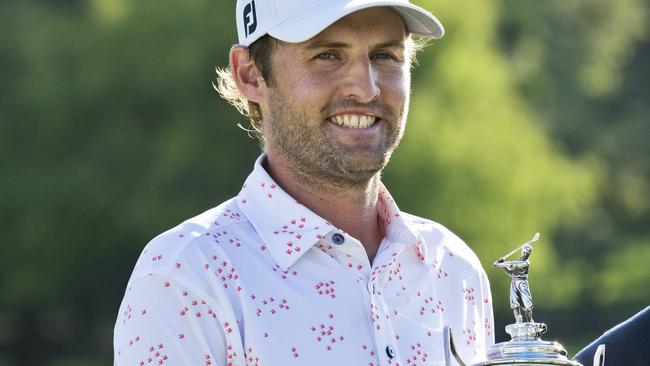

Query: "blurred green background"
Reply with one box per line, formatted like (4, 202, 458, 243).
(1, 0, 648, 364)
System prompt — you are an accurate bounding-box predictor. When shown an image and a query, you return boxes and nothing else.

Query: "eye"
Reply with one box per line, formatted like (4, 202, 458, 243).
(316, 52, 337, 60)
(372, 52, 399, 61)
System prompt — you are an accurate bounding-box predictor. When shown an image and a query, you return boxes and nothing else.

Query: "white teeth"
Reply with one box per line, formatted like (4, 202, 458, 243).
(350, 115, 359, 127)
(331, 114, 377, 128)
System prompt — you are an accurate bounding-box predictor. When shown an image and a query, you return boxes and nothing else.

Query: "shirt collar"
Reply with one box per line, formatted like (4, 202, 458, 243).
(237, 155, 334, 271)
(376, 185, 430, 264)
(237, 155, 430, 270)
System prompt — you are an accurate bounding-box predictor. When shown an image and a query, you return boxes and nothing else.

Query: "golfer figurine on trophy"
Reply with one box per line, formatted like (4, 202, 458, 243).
(493, 233, 538, 324)
(443, 233, 606, 366)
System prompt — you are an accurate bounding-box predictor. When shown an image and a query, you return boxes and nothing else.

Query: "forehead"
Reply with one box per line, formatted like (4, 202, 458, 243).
(293, 7, 407, 48)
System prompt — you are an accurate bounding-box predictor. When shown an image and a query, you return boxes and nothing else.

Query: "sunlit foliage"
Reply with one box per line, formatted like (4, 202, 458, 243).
(0, 0, 648, 363)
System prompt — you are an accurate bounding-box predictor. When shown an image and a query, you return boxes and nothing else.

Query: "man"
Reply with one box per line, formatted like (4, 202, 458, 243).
(114, 1, 494, 365)
(493, 244, 534, 323)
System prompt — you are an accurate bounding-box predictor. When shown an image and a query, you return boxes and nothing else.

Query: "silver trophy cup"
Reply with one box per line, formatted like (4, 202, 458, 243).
(443, 233, 606, 366)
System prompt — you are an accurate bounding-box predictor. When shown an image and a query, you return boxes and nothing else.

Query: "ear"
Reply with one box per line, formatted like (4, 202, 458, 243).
(230, 45, 266, 103)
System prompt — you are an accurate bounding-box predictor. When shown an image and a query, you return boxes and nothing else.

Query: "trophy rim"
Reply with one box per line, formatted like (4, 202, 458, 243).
(472, 360, 582, 366)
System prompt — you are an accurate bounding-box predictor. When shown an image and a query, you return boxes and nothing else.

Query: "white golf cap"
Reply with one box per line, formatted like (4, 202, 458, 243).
(236, 0, 445, 47)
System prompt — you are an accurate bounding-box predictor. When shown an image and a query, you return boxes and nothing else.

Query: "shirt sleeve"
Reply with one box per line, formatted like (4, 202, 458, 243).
(113, 274, 229, 366)
(481, 269, 496, 348)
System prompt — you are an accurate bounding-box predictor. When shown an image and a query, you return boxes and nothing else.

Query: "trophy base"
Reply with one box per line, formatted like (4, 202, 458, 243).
(475, 323, 581, 366)
(506, 322, 547, 340)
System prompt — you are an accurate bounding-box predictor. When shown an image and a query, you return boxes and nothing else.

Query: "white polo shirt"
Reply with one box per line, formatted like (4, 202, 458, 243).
(114, 155, 494, 366)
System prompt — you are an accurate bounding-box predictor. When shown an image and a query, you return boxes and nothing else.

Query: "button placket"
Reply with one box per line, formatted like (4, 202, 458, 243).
(367, 281, 375, 295)
(355, 269, 386, 366)
(355, 256, 394, 366)
(365, 262, 402, 366)
(329, 231, 397, 365)
(369, 248, 404, 365)
(369, 292, 392, 365)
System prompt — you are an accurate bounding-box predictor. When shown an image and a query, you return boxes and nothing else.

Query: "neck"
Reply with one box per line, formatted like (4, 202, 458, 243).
(264, 153, 385, 263)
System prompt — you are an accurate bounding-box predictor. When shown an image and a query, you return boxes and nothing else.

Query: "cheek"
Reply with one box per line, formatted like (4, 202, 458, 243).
(280, 68, 337, 108)
(298, 70, 340, 96)
(380, 71, 409, 106)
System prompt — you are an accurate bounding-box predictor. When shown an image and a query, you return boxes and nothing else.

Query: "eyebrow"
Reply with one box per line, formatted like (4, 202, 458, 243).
(305, 39, 405, 51)
(372, 40, 406, 50)
(305, 41, 350, 50)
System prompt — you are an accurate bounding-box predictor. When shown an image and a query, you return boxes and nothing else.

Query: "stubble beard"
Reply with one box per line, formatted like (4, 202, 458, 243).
(265, 89, 406, 192)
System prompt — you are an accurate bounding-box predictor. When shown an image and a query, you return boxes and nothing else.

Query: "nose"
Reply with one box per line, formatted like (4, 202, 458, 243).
(340, 56, 380, 103)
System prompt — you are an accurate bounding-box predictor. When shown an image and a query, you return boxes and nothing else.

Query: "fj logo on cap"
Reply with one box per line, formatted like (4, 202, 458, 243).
(243, 0, 257, 37)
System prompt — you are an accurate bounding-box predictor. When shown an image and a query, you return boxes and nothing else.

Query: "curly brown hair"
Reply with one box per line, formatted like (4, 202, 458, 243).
(214, 36, 277, 142)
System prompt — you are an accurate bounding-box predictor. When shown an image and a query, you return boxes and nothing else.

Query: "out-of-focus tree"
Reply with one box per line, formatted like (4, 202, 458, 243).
(1, 0, 252, 364)
(0, 0, 647, 364)
(495, 0, 650, 346)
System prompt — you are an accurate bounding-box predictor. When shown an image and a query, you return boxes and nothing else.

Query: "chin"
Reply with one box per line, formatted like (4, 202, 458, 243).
(340, 156, 388, 179)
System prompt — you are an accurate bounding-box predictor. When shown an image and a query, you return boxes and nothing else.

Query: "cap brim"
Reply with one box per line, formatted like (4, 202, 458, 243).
(268, 0, 444, 44)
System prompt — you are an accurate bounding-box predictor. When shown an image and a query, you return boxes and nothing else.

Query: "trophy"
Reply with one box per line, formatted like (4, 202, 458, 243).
(443, 233, 606, 366)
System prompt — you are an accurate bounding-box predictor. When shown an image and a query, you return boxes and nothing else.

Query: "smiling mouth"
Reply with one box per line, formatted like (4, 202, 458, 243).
(328, 114, 378, 129)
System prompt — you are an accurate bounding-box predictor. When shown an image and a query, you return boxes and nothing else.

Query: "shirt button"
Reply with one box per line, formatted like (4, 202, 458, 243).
(386, 345, 396, 359)
(332, 233, 345, 245)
